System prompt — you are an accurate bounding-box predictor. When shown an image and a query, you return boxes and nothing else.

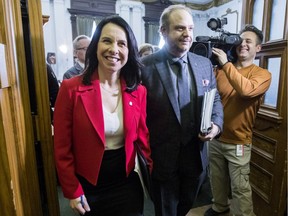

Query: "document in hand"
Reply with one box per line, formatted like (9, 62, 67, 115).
(200, 88, 217, 135)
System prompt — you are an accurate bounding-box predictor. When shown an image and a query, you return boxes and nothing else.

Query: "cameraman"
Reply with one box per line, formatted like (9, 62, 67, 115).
(205, 25, 271, 216)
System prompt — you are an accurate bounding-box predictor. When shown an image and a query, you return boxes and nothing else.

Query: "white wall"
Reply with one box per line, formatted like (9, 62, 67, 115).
(192, 0, 243, 39)
(42, 0, 73, 80)
(116, 0, 145, 45)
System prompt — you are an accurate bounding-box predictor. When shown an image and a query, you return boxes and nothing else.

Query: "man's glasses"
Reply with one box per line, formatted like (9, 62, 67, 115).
(76, 47, 88, 51)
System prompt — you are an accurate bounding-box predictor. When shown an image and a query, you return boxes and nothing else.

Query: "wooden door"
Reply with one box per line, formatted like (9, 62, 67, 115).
(242, 1, 287, 215)
(0, 0, 59, 215)
(21, 0, 60, 214)
(0, 0, 42, 215)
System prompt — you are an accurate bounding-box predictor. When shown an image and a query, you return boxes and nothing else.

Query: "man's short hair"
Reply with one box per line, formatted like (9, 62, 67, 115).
(239, 25, 263, 45)
(73, 35, 90, 50)
(159, 4, 192, 31)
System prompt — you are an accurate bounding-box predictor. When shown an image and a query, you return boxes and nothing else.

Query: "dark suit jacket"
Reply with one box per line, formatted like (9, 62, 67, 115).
(141, 49, 223, 181)
(63, 61, 83, 80)
(46, 64, 59, 123)
(46, 64, 59, 107)
(54, 73, 152, 199)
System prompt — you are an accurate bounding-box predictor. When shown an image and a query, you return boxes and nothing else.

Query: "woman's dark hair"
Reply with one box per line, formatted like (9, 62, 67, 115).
(82, 15, 141, 91)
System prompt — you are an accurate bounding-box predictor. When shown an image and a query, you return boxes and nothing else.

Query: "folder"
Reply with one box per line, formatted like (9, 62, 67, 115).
(200, 88, 216, 135)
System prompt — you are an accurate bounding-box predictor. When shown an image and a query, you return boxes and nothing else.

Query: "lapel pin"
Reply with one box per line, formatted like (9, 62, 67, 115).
(202, 79, 210, 86)
(129, 101, 133, 106)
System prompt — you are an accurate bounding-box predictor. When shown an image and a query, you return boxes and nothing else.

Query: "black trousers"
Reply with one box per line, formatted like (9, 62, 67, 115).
(77, 147, 144, 216)
(152, 142, 207, 216)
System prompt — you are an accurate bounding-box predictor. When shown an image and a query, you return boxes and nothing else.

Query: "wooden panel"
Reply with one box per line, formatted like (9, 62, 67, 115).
(250, 162, 273, 203)
(242, 1, 287, 215)
(0, 101, 16, 216)
(26, 0, 60, 215)
(0, 0, 43, 215)
(1, 0, 61, 214)
(252, 191, 273, 216)
(252, 131, 277, 162)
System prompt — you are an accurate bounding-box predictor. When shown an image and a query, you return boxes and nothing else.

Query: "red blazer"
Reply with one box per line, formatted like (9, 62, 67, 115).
(53, 73, 152, 199)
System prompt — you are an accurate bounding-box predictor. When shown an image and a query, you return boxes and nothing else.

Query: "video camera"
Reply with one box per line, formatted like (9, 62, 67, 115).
(190, 17, 242, 66)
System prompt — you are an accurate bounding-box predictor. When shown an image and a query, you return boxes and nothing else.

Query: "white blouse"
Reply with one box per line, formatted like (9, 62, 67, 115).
(102, 96, 124, 150)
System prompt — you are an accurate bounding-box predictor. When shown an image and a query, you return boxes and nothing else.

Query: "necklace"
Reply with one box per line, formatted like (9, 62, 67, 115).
(100, 83, 119, 95)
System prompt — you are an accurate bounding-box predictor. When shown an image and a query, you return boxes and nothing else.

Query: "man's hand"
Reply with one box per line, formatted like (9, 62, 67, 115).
(198, 122, 220, 141)
(212, 47, 228, 66)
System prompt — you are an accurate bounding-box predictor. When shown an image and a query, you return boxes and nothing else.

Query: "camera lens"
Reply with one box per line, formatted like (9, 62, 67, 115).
(224, 35, 242, 45)
(207, 18, 227, 31)
(207, 18, 219, 31)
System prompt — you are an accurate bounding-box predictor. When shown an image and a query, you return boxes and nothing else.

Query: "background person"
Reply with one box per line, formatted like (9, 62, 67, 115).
(62, 35, 91, 80)
(204, 25, 272, 216)
(138, 43, 154, 57)
(46, 52, 56, 65)
(46, 63, 59, 123)
(140, 4, 223, 216)
(54, 15, 152, 216)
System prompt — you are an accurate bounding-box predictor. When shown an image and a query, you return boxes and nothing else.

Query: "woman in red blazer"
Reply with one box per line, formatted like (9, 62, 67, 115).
(53, 15, 152, 216)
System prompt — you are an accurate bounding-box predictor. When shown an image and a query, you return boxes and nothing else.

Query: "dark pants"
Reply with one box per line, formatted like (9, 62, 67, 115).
(152, 142, 207, 216)
(78, 147, 143, 216)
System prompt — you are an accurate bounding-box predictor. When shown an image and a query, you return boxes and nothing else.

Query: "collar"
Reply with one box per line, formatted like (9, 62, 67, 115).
(76, 60, 85, 69)
(163, 48, 188, 65)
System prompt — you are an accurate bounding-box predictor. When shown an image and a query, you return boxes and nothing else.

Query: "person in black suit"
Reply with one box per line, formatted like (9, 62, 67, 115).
(140, 4, 224, 216)
(46, 63, 59, 123)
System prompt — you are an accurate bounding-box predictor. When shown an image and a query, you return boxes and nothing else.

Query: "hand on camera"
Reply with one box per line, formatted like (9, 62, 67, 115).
(212, 47, 229, 66)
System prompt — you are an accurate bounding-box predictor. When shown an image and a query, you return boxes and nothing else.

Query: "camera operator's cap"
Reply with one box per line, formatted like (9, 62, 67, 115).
(207, 18, 227, 31)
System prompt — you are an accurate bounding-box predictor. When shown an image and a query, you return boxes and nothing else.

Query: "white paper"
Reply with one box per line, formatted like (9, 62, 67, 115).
(200, 88, 216, 134)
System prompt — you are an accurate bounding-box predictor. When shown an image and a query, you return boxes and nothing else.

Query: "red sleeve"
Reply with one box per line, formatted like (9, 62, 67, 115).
(53, 80, 84, 199)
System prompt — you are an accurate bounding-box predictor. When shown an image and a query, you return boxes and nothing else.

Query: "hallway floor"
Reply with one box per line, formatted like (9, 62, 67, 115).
(58, 175, 218, 216)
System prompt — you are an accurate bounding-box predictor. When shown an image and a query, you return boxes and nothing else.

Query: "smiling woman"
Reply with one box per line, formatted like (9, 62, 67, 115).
(53, 15, 152, 216)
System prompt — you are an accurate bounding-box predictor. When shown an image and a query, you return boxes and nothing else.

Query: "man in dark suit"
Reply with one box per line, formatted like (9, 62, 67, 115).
(140, 4, 224, 216)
